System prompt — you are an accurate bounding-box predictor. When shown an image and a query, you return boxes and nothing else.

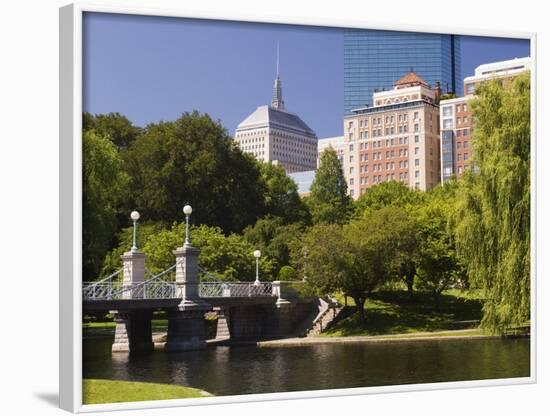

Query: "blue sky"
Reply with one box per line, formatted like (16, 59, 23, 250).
(83, 13, 530, 138)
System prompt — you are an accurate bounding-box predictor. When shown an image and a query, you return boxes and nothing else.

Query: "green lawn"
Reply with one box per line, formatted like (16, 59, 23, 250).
(83, 379, 211, 404)
(324, 289, 485, 337)
(83, 319, 168, 331)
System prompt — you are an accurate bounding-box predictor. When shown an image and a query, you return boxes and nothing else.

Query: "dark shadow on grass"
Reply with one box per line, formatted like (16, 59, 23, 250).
(325, 290, 483, 337)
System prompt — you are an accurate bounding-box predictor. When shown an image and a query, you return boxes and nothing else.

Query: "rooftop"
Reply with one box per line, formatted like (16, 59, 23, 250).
(465, 57, 531, 82)
(394, 71, 430, 89)
(236, 105, 316, 137)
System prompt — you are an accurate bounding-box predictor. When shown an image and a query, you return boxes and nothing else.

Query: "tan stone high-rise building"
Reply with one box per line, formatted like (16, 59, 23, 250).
(234, 51, 318, 174)
(343, 72, 441, 199)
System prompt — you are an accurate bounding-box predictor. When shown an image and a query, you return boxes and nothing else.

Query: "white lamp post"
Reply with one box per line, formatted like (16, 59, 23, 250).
(183, 204, 193, 247)
(253, 250, 261, 285)
(130, 210, 140, 252)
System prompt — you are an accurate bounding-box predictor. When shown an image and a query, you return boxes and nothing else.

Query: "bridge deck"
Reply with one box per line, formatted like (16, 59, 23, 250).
(83, 296, 277, 312)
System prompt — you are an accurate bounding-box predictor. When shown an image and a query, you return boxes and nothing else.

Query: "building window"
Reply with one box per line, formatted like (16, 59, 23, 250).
(464, 141, 469, 148)
(443, 119, 453, 129)
(415, 182, 420, 189)
(350, 178, 354, 185)
(348, 121, 353, 129)
(415, 170, 419, 178)
(464, 153, 469, 161)
(348, 133, 353, 140)
(415, 159, 420, 167)
(349, 155, 354, 163)
(463, 129, 469, 136)
(442, 106, 452, 117)
(457, 153, 462, 161)
(463, 104, 468, 112)
(349, 144, 354, 151)
(466, 84, 476, 94)
(414, 124, 419, 132)
(415, 147, 419, 155)
(349, 167, 354, 174)
(414, 111, 419, 120)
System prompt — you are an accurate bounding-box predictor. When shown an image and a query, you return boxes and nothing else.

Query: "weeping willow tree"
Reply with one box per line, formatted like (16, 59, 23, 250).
(455, 72, 530, 334)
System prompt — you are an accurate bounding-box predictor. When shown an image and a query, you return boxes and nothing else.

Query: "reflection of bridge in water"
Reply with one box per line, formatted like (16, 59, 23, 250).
(83, 232, 339, 353)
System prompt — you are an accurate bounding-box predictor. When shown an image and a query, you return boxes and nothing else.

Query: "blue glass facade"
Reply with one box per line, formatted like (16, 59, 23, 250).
(344, 30, 462, 114)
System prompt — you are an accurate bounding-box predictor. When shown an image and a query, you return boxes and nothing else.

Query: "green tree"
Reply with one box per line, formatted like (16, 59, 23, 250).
(354, 180, 425, 216)
(259, 163, 310, 224)
(292, 207, 406, 321)
(83, 131, 130, 280)
(243, 216, 304, 275)
(143, 223, 275, 281)
(122, 111, 265, 233)
(415, 182, 464, 310)
(454, 73, 530, 333)
(307, 148, 352, 224)
(355, 181, 425, 299)
(83, 112, 142, 149)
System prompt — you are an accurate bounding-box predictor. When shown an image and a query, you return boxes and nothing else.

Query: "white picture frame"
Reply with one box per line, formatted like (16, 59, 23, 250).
(59, 1, 537, 412)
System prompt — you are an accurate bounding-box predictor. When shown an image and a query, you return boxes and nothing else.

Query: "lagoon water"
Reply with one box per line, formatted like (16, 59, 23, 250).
(83, 334, 530, 396)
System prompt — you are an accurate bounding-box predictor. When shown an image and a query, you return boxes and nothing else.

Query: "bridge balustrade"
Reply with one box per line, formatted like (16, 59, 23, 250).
(199, 282, 273, 298)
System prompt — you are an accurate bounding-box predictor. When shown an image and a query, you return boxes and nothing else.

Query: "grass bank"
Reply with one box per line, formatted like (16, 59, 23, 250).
(83, 379, 212, 404)
(83, 319, 168, 331)
(325, 289, 484, 337)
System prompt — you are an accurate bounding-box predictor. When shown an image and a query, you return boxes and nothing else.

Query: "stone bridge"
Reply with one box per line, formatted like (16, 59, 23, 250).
(83, 243, 324, 353)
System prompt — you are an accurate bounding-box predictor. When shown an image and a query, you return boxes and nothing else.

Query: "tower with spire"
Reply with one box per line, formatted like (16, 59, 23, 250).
(234, 42, 318, 174)
(271, 42, 285, 110)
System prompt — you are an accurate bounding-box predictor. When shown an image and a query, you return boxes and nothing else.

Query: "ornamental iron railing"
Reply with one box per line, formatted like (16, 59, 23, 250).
(199, 281, 273, 298)
(83, 264, 176, 300)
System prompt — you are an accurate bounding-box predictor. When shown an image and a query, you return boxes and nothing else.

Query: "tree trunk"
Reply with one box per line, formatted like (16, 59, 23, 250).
(354, 297, 366, 323)
(406, 275, 414, 301)
(433, 291, 440, 312)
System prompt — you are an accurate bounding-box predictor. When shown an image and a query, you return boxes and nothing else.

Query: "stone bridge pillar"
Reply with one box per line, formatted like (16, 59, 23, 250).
(111, 250, 152, 353)
(214, 307, 231, 340)
(165, 244, 211, 351)
(111, 309, 154, 353)
(121, 250, 146, 299)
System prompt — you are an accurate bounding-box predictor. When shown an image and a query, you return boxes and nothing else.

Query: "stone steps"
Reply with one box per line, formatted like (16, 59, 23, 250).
(304, 297, 344, 337)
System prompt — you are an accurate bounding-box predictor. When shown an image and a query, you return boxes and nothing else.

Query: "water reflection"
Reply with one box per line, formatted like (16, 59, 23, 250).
(83, 336, 530, 396)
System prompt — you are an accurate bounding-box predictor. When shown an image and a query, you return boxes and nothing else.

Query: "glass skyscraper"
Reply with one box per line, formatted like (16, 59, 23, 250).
(344, 29, 462, 114)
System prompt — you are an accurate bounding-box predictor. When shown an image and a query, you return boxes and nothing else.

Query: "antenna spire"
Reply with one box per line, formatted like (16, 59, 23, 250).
(277, 41, 280, 76)
(271, 41, 285, 110)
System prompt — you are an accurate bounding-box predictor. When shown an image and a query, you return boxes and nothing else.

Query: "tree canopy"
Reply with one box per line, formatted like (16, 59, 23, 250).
(307, 148, 351, 224)
(83, 112, 142, 149)
(354, 180, 425, 216)
(121, 111, 265, 233)
(454, 73, 531, 333)
(292, 207, 413, 320)
(82, 130, 130, 280)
